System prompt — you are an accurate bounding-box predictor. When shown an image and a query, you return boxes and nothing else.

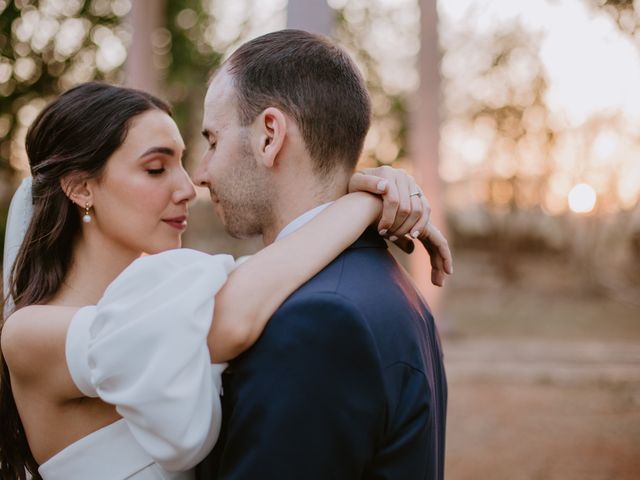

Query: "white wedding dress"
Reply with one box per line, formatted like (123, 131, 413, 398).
(38, 249, 236, 480)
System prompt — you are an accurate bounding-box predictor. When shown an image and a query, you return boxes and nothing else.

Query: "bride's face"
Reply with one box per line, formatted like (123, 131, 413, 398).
(88, 109, 196, 255)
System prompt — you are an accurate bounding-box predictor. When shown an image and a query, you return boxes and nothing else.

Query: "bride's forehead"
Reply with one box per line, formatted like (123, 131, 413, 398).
(128, 110, 180, 137)
(119, 112, 184, 152)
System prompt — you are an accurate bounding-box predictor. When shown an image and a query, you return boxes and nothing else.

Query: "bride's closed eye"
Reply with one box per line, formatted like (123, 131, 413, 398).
(147, 167, 166, 175)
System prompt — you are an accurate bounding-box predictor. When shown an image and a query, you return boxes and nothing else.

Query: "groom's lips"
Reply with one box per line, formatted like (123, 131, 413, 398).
(163, 215, 188, 231)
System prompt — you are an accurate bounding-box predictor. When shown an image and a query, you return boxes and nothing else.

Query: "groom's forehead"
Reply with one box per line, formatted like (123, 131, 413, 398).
(203, 71, 238, 127)
(205, 69, 236, 109)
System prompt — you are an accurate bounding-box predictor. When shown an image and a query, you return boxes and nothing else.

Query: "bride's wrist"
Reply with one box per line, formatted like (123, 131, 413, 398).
(354, 191, 383, 225)
(338, 192, 376, 220)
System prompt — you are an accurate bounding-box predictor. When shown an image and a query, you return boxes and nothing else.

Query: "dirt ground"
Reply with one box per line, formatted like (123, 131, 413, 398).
(441, 250, 640, 480)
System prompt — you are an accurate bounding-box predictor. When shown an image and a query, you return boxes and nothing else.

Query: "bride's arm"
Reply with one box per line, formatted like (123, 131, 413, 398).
(209, 192, 381, 363)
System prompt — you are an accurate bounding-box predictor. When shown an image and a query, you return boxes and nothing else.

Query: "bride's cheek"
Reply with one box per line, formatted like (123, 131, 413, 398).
(133, 186, 165, 212)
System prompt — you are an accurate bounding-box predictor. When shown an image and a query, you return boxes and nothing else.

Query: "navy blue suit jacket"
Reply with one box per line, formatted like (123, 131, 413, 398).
(197, 228, 447, 479)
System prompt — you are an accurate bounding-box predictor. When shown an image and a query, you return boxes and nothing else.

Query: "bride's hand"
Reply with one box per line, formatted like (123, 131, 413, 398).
(415, 221, 452, 287)
(348, 166, 453, 287)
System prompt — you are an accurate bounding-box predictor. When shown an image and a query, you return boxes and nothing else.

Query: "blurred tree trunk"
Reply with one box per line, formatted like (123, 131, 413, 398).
(409, 0, 447, 317)
(287, 0, 333, 35)
(125, 0, 166, 96)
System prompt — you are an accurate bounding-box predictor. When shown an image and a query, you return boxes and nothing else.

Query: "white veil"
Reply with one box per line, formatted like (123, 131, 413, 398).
(3, 177, 34, 318)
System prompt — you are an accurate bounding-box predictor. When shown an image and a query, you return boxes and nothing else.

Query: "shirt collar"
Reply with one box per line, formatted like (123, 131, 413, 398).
(275, 202, 333, 241)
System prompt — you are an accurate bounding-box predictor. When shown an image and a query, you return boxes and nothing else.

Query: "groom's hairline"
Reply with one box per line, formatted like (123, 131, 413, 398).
(207, 68, 220, 87)
(207, 62, 230, 87)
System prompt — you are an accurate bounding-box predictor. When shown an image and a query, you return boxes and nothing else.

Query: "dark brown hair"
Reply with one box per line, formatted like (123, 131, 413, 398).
(0, 82, 171, 479)
(225, 29, 371, 175)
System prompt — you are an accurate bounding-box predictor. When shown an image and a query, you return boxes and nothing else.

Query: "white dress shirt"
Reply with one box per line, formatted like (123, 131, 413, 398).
(275, 202, 333, 241)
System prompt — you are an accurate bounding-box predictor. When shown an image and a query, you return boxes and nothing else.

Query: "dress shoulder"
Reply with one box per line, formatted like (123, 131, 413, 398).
(98, 248, 235, 307)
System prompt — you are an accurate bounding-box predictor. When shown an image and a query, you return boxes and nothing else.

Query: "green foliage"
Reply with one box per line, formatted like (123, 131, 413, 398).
(0, 0, 129, 255)
(0, 0, 128, 177)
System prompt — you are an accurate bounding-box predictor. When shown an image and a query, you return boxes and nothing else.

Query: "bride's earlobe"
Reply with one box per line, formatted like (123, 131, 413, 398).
(60, 174, 93, 213)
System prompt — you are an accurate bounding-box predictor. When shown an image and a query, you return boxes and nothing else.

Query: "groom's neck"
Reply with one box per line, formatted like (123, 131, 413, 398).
(261, 173, 349, 245)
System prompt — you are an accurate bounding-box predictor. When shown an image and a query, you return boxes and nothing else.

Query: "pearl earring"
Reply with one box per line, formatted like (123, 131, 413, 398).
(82, 203, 92, 223)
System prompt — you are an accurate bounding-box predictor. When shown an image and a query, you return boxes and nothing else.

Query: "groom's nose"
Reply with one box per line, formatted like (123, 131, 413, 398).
(191, 160, 209, 188)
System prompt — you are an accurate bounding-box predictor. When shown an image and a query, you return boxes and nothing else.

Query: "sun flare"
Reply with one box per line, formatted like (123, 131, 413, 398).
(568, 183, 597, 214)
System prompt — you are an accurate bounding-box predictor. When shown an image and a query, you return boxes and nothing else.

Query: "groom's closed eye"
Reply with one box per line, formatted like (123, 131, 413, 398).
(201, 129, 217, 151)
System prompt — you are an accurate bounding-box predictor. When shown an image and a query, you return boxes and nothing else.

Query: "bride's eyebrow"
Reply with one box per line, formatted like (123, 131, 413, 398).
(138, 146, 176, 159)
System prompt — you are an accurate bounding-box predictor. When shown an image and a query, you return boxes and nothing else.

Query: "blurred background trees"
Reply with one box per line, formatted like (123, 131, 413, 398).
(436, 0, 640, 301)
(2, 0, 639, 296)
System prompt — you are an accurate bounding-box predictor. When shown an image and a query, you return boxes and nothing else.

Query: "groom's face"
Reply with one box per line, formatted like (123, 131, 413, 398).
(194, 68, 274, 238)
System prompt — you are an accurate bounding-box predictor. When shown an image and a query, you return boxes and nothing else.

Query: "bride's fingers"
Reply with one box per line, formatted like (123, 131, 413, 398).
(399, 182, 429, 241)
(377, 181, 400, 235)
(422, 238, 446, 287)
(386, 221, 452, 287)
(390, 179, 424, 238)
(386, 175, 413, 236)
(432, 266, 446, 287)
(391, 235, 415, 254)
(348, 172, 389, 195)
(420, 223, 453, 275)
(422, 224, 450, 272)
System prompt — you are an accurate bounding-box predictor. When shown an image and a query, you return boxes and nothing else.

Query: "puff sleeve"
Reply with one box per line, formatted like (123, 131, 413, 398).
(65, 249, 235, 471)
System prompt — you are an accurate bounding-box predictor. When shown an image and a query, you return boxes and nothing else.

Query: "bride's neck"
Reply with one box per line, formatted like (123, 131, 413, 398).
(50, 234, 140, 307)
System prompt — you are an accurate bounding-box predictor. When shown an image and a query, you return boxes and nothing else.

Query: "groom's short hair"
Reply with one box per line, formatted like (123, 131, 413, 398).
(225, 29, 371, 175)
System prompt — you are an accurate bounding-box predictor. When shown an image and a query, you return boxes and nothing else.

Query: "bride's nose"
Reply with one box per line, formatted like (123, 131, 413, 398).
(173, 170, 197, 203)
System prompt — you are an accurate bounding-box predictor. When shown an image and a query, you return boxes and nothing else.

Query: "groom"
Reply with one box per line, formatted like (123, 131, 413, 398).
(194, 30, 447, 479)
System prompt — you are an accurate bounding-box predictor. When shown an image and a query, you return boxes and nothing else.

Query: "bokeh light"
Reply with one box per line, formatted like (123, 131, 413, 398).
(568, 182, 597, 214)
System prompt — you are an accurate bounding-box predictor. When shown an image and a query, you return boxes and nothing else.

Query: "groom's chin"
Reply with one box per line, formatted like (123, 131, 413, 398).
(224, 226, 258, 240)
(214, 206, 262, 239)
(217, 215, 245, 240)
(223, 221, 262, 241)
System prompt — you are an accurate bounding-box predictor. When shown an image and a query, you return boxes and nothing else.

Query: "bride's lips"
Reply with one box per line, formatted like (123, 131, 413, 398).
(162, 215, 188, 231)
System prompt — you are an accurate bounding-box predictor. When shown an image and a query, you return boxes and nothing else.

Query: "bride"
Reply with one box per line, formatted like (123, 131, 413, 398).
(0, 82, 451, 480)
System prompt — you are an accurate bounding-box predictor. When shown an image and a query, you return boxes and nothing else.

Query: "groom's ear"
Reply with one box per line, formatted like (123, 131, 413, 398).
(255, 107, 287, 169)
(60, 174, 93, 208)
